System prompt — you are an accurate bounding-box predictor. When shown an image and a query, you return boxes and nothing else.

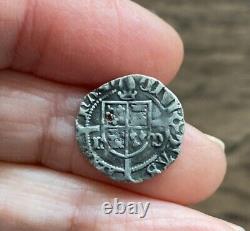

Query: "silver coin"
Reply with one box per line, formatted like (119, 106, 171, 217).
(75, 74, 185, 183)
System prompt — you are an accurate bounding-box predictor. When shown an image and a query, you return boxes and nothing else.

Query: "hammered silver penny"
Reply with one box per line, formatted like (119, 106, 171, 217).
(75, 74, 185, 183)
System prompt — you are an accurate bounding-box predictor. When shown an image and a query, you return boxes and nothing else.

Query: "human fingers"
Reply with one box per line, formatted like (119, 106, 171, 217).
(0, 162, 242, 231)
(0, 0, 183, 87)
(0, 71, 226, 204)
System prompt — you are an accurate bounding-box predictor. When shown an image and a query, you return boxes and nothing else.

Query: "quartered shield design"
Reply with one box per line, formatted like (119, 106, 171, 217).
(101, 101, 152, 158)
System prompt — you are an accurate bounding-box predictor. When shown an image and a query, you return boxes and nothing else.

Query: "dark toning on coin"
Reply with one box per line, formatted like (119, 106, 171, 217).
(75, 74, 185, 183)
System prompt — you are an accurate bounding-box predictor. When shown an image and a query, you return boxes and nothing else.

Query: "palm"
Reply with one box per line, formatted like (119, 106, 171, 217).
(0, 1, 233, 230)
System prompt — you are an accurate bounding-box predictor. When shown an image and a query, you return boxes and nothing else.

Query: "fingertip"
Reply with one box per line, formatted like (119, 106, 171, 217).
(180, 124, 227, 204)
(120, 123, 227, 205)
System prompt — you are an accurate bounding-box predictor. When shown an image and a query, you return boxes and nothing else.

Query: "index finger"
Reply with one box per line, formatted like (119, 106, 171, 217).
(0, 0, 183, 87)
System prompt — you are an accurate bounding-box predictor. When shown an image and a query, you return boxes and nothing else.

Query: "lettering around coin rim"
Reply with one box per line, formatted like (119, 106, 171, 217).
(75, 74, 185, 183)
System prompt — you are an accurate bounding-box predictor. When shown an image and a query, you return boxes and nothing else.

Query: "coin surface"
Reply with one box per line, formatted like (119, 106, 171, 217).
(75, 74, 185, 183)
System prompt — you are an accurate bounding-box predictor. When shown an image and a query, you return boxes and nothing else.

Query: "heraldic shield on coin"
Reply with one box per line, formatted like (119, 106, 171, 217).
(75, 74, 185, 183)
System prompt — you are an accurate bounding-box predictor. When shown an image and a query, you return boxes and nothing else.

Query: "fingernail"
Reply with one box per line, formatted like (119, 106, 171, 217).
(205, 134, 225, 151)
(227, 223, 245, 231)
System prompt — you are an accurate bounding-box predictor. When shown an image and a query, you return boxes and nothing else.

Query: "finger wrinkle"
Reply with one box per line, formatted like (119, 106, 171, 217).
(0, 72, 81, 166)
(37, 87, 77, 168)
(10, 0, 54, 75)
(10, 0, 31, 68)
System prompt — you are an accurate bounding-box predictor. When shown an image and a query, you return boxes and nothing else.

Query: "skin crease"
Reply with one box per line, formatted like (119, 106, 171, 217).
(0, 0, 239, 230)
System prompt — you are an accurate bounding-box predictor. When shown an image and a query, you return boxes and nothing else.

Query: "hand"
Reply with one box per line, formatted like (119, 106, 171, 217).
(0, 1, 242, 230)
